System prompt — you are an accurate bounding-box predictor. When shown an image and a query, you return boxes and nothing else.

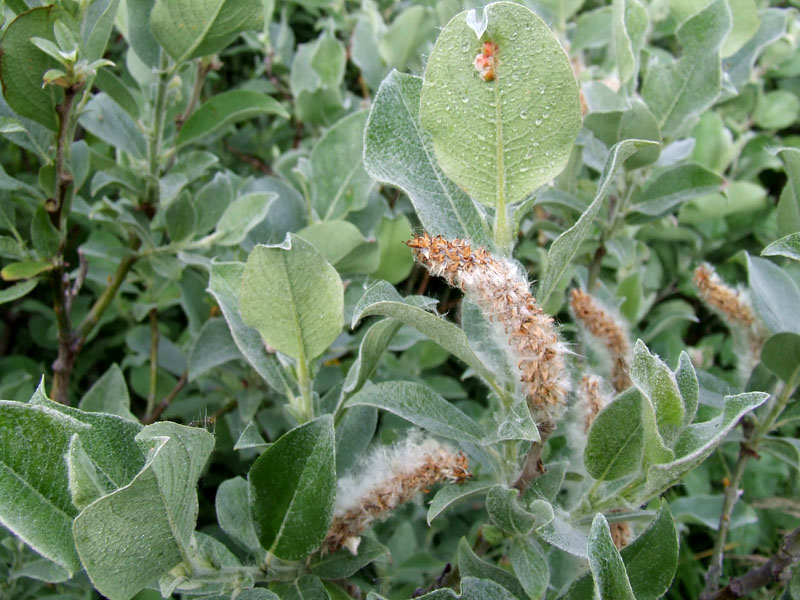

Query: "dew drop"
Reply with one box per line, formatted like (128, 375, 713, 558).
(519, 166, 530, 173)
(461, 40, 471, 53)
(445, 105, 451, 112)
(519, 108, 529, 119)
(539, 86, 545, 95)
(534, 118, 543, 126)
(461, 95, 469, 103)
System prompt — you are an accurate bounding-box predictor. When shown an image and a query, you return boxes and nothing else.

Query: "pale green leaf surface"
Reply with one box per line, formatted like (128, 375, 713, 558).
(78, 363, 136, 421)
(352, 281, 496, 386)
(584, 388, 645, 481)
(66, 434, 106, 512)
(240, 235, 344, 360)
(723, 9, 786, 91)
(509, 538, 548, 600)
(1, 260, 53, 281)
(620, 503, 678, 600)
(311, 111, 373, 220)
(587, 514, 636, 600)
(335, 405, 377, 474)
(342, 318, 401, 396)
(629, 164, 724, 219)
(747, 254, 800, 335)
(188, 317, 242, 381)
(641, 0, 731, 138)
(630, 340, 685, 445)
(535, 505, 588, 558)
(720, 0, 759, 58)
(208, 261, 290, 393)
(612, 0, 648, 87)
(0, 278, 38, 305)
(775, 148, 800, 238)
(538, 139, 657, 305)
(761, 333, 800, 384)
(763, 233, 800, 262)
(675, 352, 699, 427)
(297, 220, 369, 268)
(420, 2, 581, 208)
(177, 90, 288, 147)
(216, 476, 261, 551)
(486, 485, 538, 536)
(363, 71, 491, 247)
(310, 536, 388, 579)
(458, 537, 527, 599)
(79, 93, 146, 159)
(249, 416, 335, 560)
(483, 399, 539, 444)
(213, 191, 276, 246)
(427, 480, 494, 524)
(372, 214, 414, 284)
(344, 381, 485, 444)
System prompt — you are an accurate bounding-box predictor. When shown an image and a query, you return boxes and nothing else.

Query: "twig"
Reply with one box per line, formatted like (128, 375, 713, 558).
(222, 140, 273, 174)
(143, 371, 188, 425)
(512, 420, 554, 493)
(146, 308, 159, 418)
(175, 59, 211, 132)
(705, 525, 800, 600)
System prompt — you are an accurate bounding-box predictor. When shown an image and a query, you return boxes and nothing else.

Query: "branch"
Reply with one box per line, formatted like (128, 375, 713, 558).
(512, 420, 554, 493)
(706, 525, 800, 600)
(143, 371, 188, 425)
(146, 308, 159, 418)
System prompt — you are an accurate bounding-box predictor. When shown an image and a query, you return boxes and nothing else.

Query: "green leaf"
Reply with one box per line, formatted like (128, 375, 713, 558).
(723, 8, 786, 91)
(310, 536, 388, 579)
(31, 205, 60, 259)
(372, 213, 413, 284)
(66, 434, 106, 511)
(620, 503, 678, 599)
(645, 392, 769, 496)
(176, 89, 287, 146)
(420, 2, 581, 208)
(216, 476, 261, 551)
(344, 381, 485, 444)
(0, 6, 64, 130)
(279, 575, 332, 600)
(79, 93, 147, 159)
(297, 220, 372, 269)
(641, 0, 731, 138)
(240, 234, 344, 360)
(165, 192, 196, 243)
(763, 233, 800, 262)
(0, 401, 86, 574)
(721, 0, 759, 57)
(670, 494, 757, 530)
(538, 139, 657, 305)
(363, 71, 492, 247)
(585, 389, 645, 481)
(208, 261, 291, 393)
(587, 514, 636, 600)
(753, 90, 800, 130)
(125, 0, 160, 67)
(0, 260, 52, 281)
(249, 416, 335, 560)
(342, 318, 401, 396)
(213, 191, 276, 246)
(630, 339, 685, 445)
(628, 164, 724, 220)
(612, 0, 648, 88)
(73, 422, 215, 600)
(0, 278, 38, 305)
(485, 485, 538, 535)
(150, 0, 263, 63)
(427, 480, 494, 524)
(675, 352, 699, 427)
(776, 148, 800, 238)
(584, 100, 662, 170)
(761, 333, 800, 384)
(747, 254, 800, 335)
(78, 363, 136, 421)
(311, 110, 373, 220)
(352, 281, 497, 387)
(458, 538, 527, 600)
(82, 0, 121, 62)
(509, 538, 549, 600)
(335, 405, 377, 474)
(188, 317, 241, 381)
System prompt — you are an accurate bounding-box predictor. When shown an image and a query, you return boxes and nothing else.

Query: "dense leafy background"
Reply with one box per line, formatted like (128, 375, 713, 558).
(1, 0, 799, 599)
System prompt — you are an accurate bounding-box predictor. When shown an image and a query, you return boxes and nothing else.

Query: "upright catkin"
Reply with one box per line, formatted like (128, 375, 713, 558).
(693, 263, 765, 374)
(570, 288, 632, 393)
(324, 434, 469, 554)
(407, 233, 569, 419)
(578, 374, 607, 433)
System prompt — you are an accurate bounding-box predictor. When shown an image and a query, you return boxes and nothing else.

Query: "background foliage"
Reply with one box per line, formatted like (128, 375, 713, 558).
(1, 0, 800, 599)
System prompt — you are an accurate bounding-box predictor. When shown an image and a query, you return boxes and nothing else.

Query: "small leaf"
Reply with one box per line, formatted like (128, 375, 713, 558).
(747, 254, 800, 335)
(587, 514, 636, 600)
(310, 536, 388, 579)
(509, 538, 549, 600)
(372, 214, 414, 284)
(344, 381, 485, 444)
(584, 389, 645, 481)
(420, 2, 581, 208)
(79, 93, 146, 158)
(66, 434, 106, 511)
(628, 164, 724, 220)
(216, 476, 261, 551)
(0, 278, 38, 305)
(188, 317, 242, 381)
(427, 480, 494, 524)
(630, 340, 685, 445)
(342, 318, 401, 396)
(620, 502, 679, 600)
(763, 233, 800, 262)
(177, 90, 288, 147)
(213, 191, 276, 246)
(240, 235, 344, 361)
(1, 259, 53, 281)
(486, 485, 538, 535)
(249, 416, 335, 560)
(458, 538, 527, 600)
(78, 363, 136, 421)
(761, 333, 800, 384)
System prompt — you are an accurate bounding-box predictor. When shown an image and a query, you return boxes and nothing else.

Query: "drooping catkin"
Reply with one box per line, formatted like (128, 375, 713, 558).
(324, 434, 469, 554)
(578, 374, 607, 433)
(693, 263, 765, 373)
(570, 289, 632, 393)
(407, 233, 570, 417)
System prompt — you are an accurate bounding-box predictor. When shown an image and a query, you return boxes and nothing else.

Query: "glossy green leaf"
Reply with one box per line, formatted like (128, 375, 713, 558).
(587, 514, 636, 600)
(311, 110, 373, 220)
(641, 0, 731, 138)
(352, 280, 497, 386)
(420, 2, 581, 208)
(0, 278, 38, 305)
(344, 381, 485, 444)
(0, 6, 63, 130)
(249, 416, 335, 560)
(73, 422, 214, 600)
(630, 340, 685, 445)
(363, 71, 492, 247)
(177, 90, 288, 146)
(240, 234, 343, 360)
(150, 0, 263, 63)
(761, 333, 800, 384)
(538, 139, 658, 305)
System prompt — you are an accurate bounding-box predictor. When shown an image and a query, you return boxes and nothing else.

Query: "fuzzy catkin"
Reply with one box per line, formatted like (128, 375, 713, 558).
(578, 374, 606, 433)
(324, 435, 469, 554)
(407, 233, 570, 416)
(693, 263, 765, 372)
(570, 289, 632, 393)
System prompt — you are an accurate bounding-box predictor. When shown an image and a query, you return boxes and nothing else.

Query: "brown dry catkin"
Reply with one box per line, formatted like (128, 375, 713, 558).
(407, 233, 569, 418)
(570, 288, 632, 393)
(578, 374, 606, 433)
(693, 263, 765, 372)
(324, 435, 469, 554)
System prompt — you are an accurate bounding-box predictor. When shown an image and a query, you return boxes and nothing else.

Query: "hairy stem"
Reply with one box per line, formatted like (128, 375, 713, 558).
(512, 420, 554, 493)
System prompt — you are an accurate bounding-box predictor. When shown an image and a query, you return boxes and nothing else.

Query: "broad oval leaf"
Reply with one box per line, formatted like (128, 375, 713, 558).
(216, 476, 261, 551)
(630, 339, 685, 446)
(761, 332, 800, 383)
(420, 2, 581, 208)
(587, 514, 636, 600)
(584, 388, 645, 481)
(177, 90, 288, 147)
(240, 234, 344, 361)
(248, 416, 335, 560)
(344, 381, 485, 444)
(620, 502, 679, 600)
